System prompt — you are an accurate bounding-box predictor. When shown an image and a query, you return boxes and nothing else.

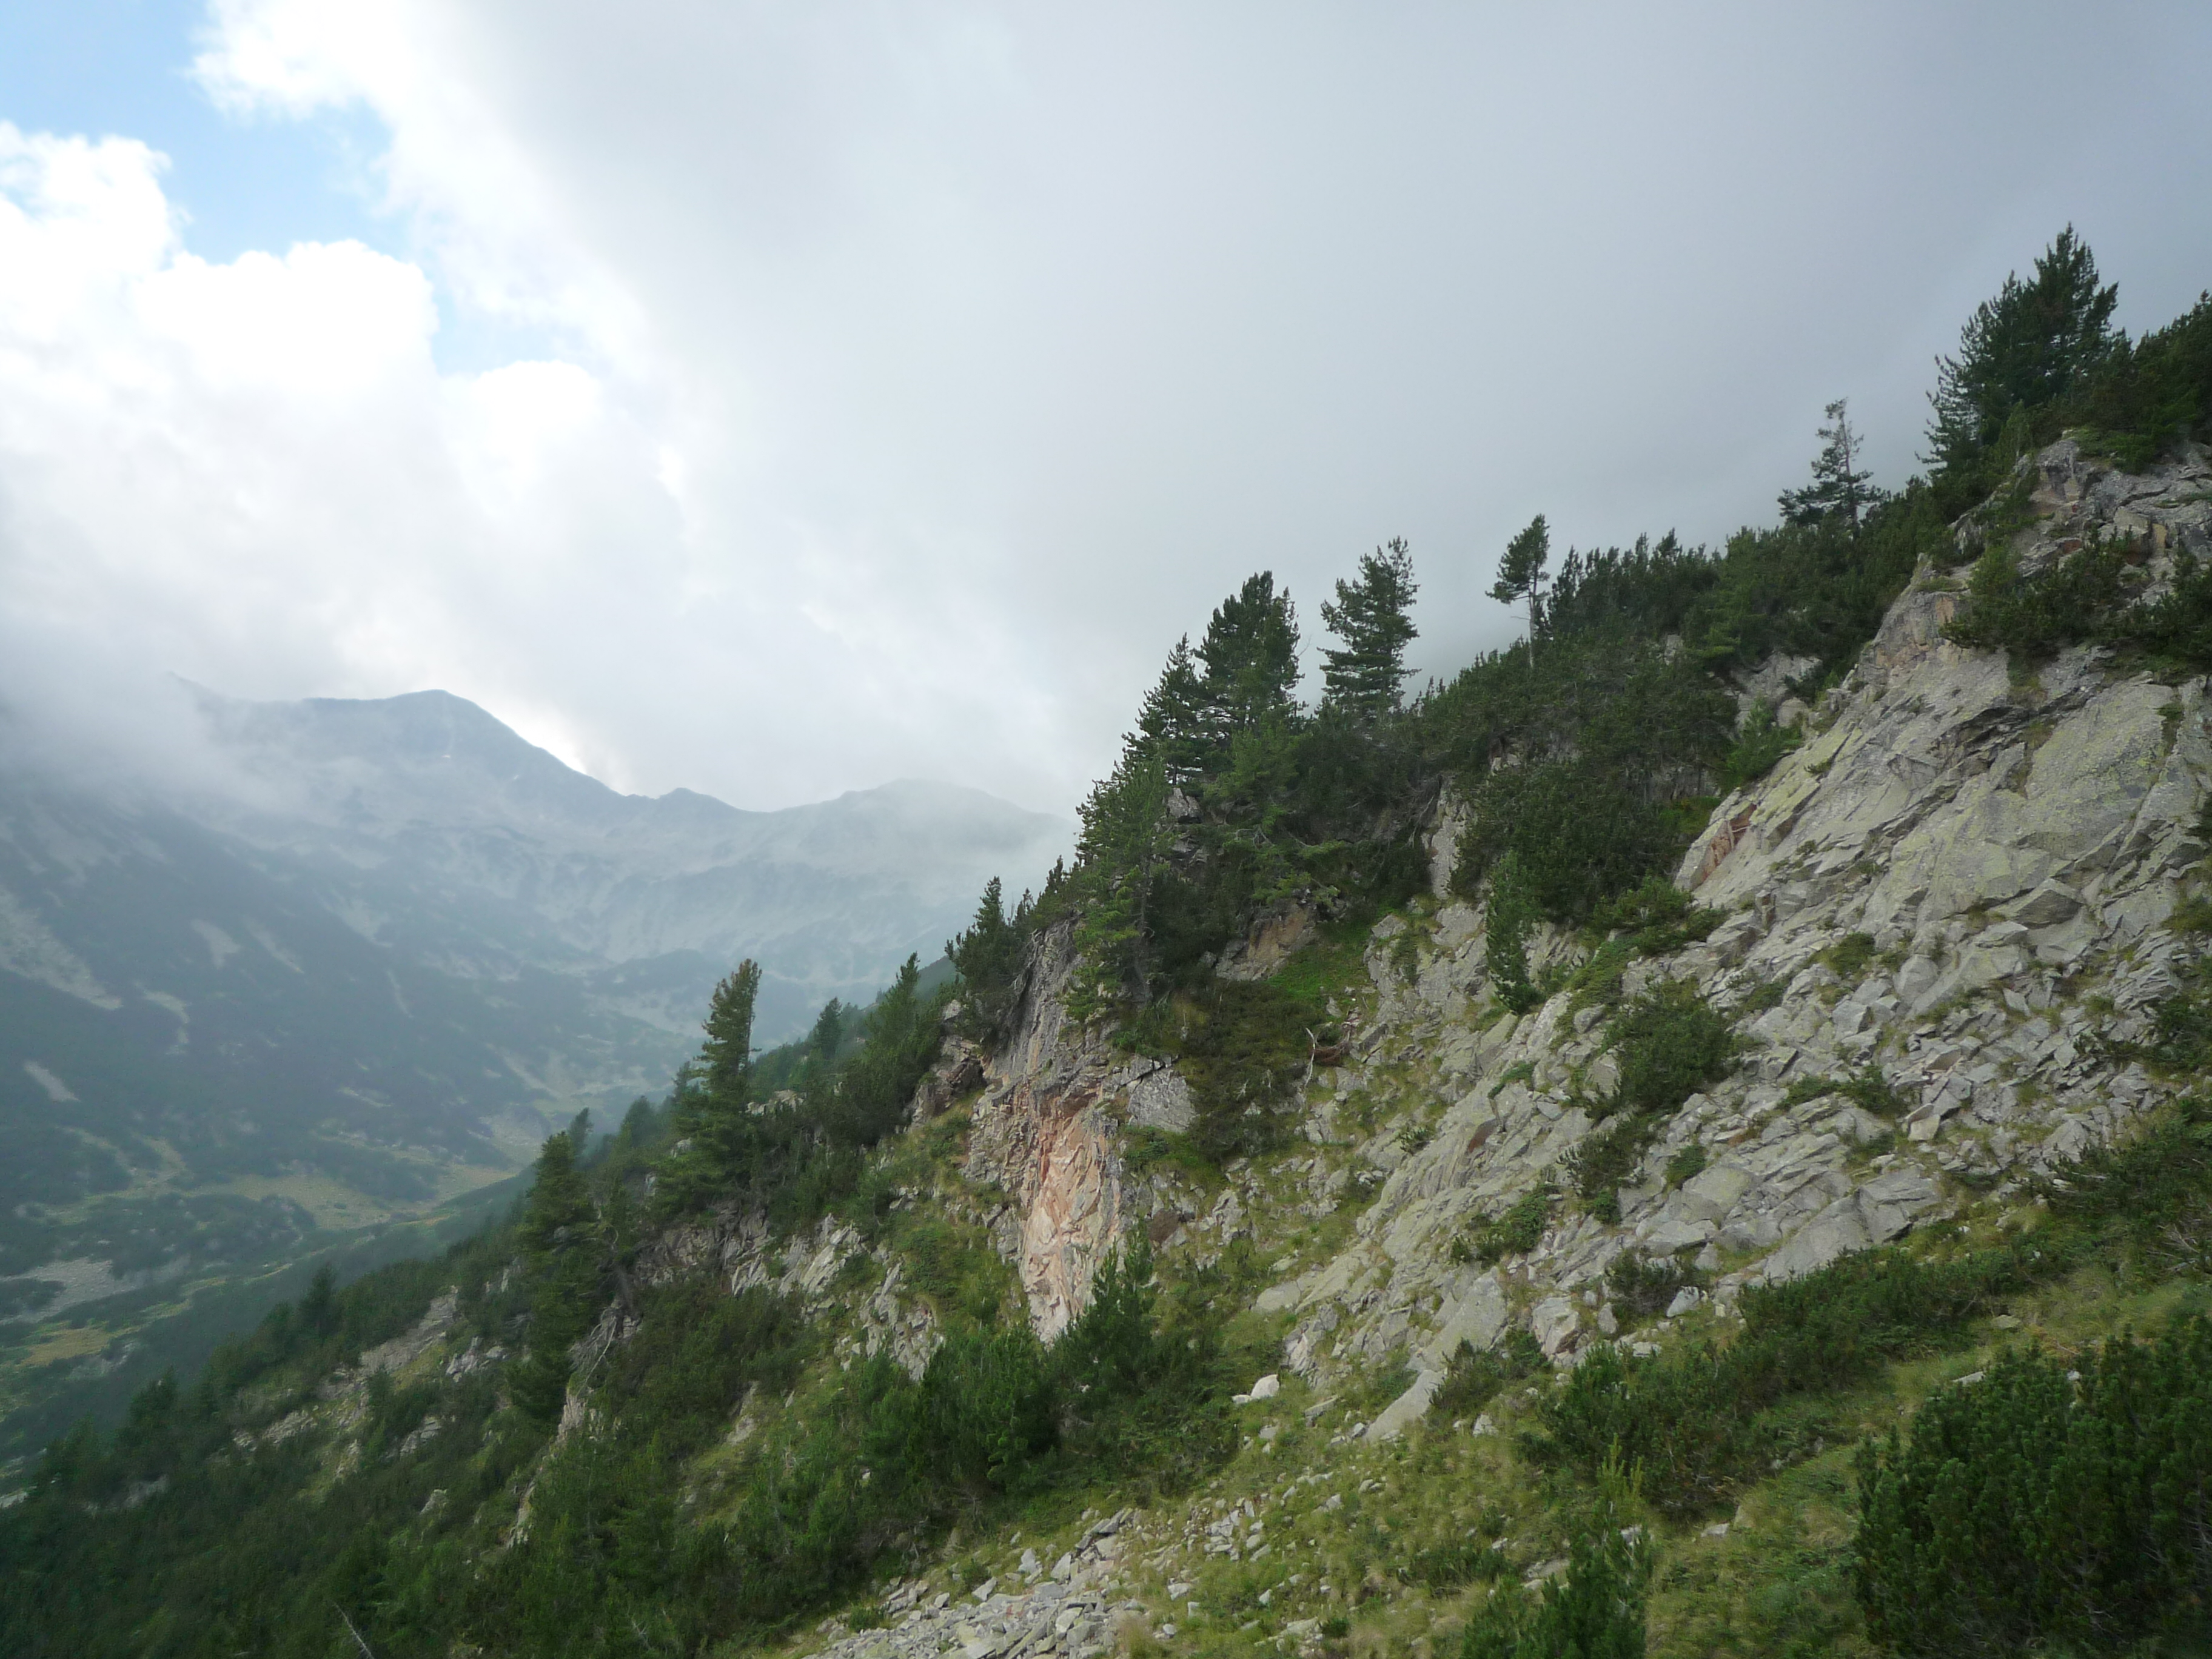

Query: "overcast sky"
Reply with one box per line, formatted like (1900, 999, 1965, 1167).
(2, 2, 2210, 815)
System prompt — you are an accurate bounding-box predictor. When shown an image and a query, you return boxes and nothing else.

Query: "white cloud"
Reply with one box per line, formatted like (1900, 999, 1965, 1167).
(0, 120, 677, 788)
(4, 4, 2211, 822)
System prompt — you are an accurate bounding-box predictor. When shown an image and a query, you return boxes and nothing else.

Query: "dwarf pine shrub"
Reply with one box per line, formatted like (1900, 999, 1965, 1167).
(1854, 1318, 2212, 1656)
(1460, 1515, 1652, 1659)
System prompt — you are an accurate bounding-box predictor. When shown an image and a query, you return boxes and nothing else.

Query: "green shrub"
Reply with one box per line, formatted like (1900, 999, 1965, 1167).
(1567, 1115, 1660, 1222)
(1564, 980, 1733, 1219)
(1942, 536, 2129, 661)
(1397, 1536, 1513, 1590)
(2125, 548, 2212, 671)
(2117, 964, 2212, 1077)
(1122, 1125, 1212, 1181)
(1466, 758, 1683, 925)
(1854, 1319, 2212, 1657)
(1606, 1252, 1701, 1320)
(1124, 979, 1321, 1165)
(1533, 1245, 2041, 1517)
(895, 1217, 1016, 1327)
(1737, 977, 1787, 1015)
(1469, 1187, 1553, 1264)
(1785, 1065, 1904, 1118)
(2169, 890, 2212, 934)
(1720, 699, 1800, 793)
(1586, 874, 1721, 958)
(1608, 978, 1734, 1118)
(1460, 1517, 1652, 1659)
(1663, 1142, 1708, 1188)
(2039, 1092, 2212, 1271)
(1430, 1329, 1546, 1419)
(1818, 931, 1877, 980)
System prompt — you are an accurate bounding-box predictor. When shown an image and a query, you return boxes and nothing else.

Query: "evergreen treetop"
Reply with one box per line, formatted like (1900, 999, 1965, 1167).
(1926, 224, 2119, 479)
(1194, 571, 1301, 740)
(1319, 537, 1419, 719)
(1131, 635, 1212, 784)
(1489, 514, 1552, 648)
(1778, 398, 1879, 529)
(700, 959, 762, 1102)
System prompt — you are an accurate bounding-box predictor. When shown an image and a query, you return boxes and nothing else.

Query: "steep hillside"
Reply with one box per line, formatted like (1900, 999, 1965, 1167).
(8, 238, 2212, 1658)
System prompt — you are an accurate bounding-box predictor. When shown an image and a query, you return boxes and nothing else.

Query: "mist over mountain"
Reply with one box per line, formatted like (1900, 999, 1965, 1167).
(180, 686, 1073, 1039)
(0, 684, 1067, 1341)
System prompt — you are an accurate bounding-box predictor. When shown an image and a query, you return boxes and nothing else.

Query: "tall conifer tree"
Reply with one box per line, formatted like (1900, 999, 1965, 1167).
(1195, 572, 1301, 744)
(1319, 538, 1419, 718)
(1490, 515, 1552, 665)
(514, 1124, 598, 1421)
(1131, 636, 1212, 783)
(1069, 749, 1173, 1014)
(1778, 399, 1879, 530)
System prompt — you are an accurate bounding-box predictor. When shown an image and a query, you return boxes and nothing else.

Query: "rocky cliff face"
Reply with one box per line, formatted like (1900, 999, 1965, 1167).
(972, 437, 2212, 1434)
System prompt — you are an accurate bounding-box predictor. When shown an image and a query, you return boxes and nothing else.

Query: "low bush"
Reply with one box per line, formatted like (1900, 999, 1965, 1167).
(1465, 1187, 1553, 1265)
(1430, 1328, 1546, 1419)
(1942, 537, 2131, 661)
(1460, 1515, 1652, 1659)
(1533, 1245, 2040, 1517)
(1606, 1252, 1701, 1320)
(1818, 930, 1877, 980)
(1586, 874, 1720, 955)
(1940, 531, 2212, 675)
(2120, 964, 2212, 1076)
(1569, 979, 1734, 1220)
(1854, 1319, 2212, 1657)
(1783, 1065, 1905, 1118)
(1122, 979, 1323, 1165)
(1397, 1536, 1513, 1590)
(2039, 1091, 2212, 1272)
(1720, 699, 1800, 793)
(1567, 1116, 1661, 1224)
(1607, 979, 1734, 1118)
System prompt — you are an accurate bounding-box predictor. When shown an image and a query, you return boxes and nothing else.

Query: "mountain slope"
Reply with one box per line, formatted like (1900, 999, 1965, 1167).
(0, 689, 1066, 1456)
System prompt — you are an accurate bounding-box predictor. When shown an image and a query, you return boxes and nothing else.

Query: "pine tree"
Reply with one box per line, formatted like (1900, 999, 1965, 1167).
(949, 877, 1022, 998)
(1069, 749, 1173, 1015)
(1131, 635, 1212, 783)
(296, 1262, 341, 1341)
(655, 962, 763, 1215)
(1489, 515, 1551, 658)
(514, 1125, 600, 1423)
(700, 960, 762, 1102)
(1483, 850, 1541, 1012)
(1778, 398, 1879, 529)
(1195, 571, 1301, 743)
(1319, 537, 1420, 719)
(1926, 225, 2119, 480)
(808, 998, 845, 1067)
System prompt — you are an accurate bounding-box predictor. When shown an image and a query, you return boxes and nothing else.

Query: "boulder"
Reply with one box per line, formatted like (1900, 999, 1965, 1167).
(1678, 1162, 1755, 1225)
(1422, 1272, 1509, 1368)
(2005, 878, 2083, 927)
(1530, 1296, 1581, 1358)
(1126, 1067, 1195, 1133)
(1365, 1369, 1442, 1442)
(1760, 1194, 1871, 1282)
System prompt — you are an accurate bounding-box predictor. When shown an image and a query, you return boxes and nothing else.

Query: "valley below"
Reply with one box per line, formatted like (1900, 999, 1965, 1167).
(0, 688, 1066, 1457)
